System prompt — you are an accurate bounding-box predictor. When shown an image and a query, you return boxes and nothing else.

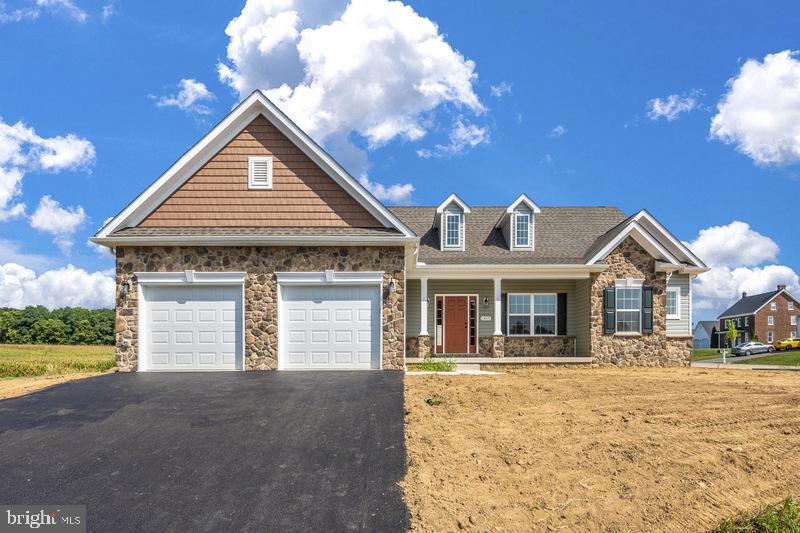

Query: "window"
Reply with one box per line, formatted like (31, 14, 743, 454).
(791, 315, 797, 326)
(507, 293, 558, 336)
(444, 213, 461, 248)
(745, 317, 749, 327)
(666, 287, 680, 319)
(771, 302, 777, 311)
(737, 317, 741, 327)
(514, 213, 530, 248)
(247, 156, 273, 189)
(790, 301, 795, 311)
(768, 315, 775, 326)
(616, 287, 641, 334)
(792, 330, 797, 339)
(768, 331, 774, 343)
(508, 294, 531, 335)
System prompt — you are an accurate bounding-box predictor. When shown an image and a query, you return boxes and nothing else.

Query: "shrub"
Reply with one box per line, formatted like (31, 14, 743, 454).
(416, 356, 456, 372)
(715, 497, 800, 532)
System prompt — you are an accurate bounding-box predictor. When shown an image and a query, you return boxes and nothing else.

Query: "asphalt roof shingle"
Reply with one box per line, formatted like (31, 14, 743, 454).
(111, 226, 403, 237)
(718, 290, 781, 318)
(388, 206, 628, 265)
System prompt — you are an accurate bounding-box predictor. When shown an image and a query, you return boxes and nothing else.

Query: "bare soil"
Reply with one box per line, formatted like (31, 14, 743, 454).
(402, 367, 800, 532)
(0, 372, 109, 400)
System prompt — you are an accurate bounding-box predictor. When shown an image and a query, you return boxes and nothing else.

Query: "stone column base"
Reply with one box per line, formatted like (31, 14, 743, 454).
(417, 335, 432, 357)
(491, 335, 505, 358)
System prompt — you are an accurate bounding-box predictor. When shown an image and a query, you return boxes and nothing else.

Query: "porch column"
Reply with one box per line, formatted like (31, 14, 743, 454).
(419, 277, 429, 336)
(493, 277, 502, 335)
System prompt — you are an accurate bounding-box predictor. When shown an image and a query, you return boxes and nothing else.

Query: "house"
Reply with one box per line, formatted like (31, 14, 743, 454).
(717, 285, 800, 347)
(692, 321, 717, 349)
(91, 90, 709, 372)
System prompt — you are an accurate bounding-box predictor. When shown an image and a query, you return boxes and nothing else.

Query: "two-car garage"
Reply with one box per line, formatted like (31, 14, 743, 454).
(137, 270, 382, 372)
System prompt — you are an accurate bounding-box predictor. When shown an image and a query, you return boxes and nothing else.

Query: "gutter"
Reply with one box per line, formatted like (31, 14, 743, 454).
(90, 235, 417, 248)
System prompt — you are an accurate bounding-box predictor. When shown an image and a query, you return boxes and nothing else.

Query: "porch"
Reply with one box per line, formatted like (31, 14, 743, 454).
(405, 276, 591, 359)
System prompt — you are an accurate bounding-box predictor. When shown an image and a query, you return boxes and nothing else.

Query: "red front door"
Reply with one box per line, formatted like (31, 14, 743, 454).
(444, 296, 468, 353)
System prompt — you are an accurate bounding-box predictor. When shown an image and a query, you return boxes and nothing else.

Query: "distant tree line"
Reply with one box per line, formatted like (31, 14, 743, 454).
(0, 307, 114, 345)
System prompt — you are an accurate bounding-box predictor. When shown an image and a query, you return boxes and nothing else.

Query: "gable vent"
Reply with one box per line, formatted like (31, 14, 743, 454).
(248, 156, 273, 189)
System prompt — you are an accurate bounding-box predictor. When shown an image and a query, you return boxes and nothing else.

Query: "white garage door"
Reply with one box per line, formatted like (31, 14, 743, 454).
(143, 285, 243, 371)
(280, 285, 380, 370)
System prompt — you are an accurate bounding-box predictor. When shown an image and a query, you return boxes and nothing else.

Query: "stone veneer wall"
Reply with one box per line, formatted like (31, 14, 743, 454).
(589, 237, 691, 367)
(115, 246, 405, 371)
(407, 335, 574, 357)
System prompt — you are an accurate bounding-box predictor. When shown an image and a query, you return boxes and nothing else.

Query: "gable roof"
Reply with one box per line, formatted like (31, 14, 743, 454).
(93, 90, 414, 244)
(436, 193, 471, 214)
(390, 205, 628, 264)
(718, 288, 800, 319)
(694, 320, 717, 337)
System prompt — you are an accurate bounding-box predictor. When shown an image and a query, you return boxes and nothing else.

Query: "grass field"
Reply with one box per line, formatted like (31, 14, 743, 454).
(692, 348, 723, 361)
(0, 344, 116, 378)
(733, 350, 800, 367)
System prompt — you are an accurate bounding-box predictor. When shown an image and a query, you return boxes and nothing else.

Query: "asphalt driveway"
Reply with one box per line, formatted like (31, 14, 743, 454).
(0, 372, 408, 532)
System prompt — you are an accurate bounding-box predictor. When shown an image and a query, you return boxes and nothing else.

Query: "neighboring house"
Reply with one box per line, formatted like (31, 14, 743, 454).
(692, 320, 717, 349)
(717, 286, 800, 347)
(92, 90, 709, 372)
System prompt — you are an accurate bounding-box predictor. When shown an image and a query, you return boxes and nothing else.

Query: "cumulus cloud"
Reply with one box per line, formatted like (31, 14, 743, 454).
(490, 81, 512, 98)
(152, 78, 215, 116)
(647, 90, 701, 121)
(218, 0, 485, 194)
(30, 196, 87, 253)
(0, 263, 115, 309)
(357, 175, 413, 204)
(711, 50, 800, 166)
(686, 221, 799, 314)
(416, 119, 489, 158)
(35, 0, 87, 22)
(0, 117, 94, 220)
(548, 125, 567, 138)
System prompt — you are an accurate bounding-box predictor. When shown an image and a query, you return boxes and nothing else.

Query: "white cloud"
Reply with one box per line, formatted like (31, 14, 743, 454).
(87, 238, 115, 259)
(646, 90, 701, 121)
(490, 81, 512, 98)
(0, 117, 95, 220)
(0, 239, 55, 271)
(548, 125, 567, 138)
(416, 119, 489, 158)
(686, 221, 799, 315)
(357, 175, 413, 204)
(35, 0, 87, 22)
(100, 2, 114, 21)
(219, 0, 483, 148)
(684, 221, 778, 268)
(152, 78, 216, 116)
(30, 196, 87, 254)
(710, 50, 800, 166)
(0, 263, 115, 309)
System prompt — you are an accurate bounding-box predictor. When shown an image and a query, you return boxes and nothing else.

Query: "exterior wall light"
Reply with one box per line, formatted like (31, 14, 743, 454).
(120, 280, 130, 299)
(388, 279, 397, 293)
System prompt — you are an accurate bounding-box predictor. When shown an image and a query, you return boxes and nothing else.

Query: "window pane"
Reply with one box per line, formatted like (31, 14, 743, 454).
(515, 215, 529, 246)
(509, 316, 530, 335)
(533, 315, 556, 335)
(509, 294, 530, 314)
(534, 294, 556, 315)
(666, 291, 677, 315)
(616, 288, 641, 310)
(446, 215, 460, 246)
(616, 310, 640, 333)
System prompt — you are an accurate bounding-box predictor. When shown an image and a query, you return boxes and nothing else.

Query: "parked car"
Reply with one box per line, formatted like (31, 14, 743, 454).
(773, 337, 800, 351)
(732, 342, 775, 356)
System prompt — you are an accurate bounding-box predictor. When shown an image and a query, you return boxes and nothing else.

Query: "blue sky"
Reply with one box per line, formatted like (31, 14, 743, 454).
(1, 0, 799, 319)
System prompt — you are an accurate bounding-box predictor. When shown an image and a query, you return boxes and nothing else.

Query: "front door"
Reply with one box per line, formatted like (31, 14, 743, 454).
(444, 296, 468, 353)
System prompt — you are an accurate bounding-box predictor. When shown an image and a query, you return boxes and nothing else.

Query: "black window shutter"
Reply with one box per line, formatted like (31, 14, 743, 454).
(642, 286, 654, 334)
(557, 293, 567, 335)
(501, 293, 507, 335)
(603, 288, 615, 334)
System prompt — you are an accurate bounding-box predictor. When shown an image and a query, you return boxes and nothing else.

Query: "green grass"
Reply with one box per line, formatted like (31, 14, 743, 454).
(715, 497, 800, 532)
(692, 348, 724, 361)
(733, 351, 800, 367)
(415, 356, 456, 372)
(0, 344, 116, 378)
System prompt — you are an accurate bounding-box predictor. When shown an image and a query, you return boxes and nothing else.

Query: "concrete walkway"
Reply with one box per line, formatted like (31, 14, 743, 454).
(701, 352, 778, 364)
(692, 361, 800, 371)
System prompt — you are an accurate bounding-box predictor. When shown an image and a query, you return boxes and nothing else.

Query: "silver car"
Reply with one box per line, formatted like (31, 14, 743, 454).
(732, 342, 774, 356)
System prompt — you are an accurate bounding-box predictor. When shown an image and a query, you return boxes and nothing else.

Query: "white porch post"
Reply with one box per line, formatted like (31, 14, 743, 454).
(419, 277, 429, 336)
(493, 277, 502, 335)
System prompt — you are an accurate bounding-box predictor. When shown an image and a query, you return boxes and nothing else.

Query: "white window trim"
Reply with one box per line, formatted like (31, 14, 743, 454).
(789, 302, 795, 311)
(506, 292, 558, 337)
(614, 279, 643, 335)
(666, 286, 681, 320)
(744, 317, 749, 327)
(768, 315, 775, 326)
(791, 330, 797, 338)
(442, 212, 463, 250)
(791, 315, 797, 326)
(768, 331, 774, 343)
(248, 155, 273, 189)
(512, 212, 532, 250)
(771, 302, 777, 311)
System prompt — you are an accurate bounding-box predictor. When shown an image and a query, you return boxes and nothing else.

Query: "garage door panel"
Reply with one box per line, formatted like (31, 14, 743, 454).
(143, 285, 242, 371)
(280, 284, 380, 370)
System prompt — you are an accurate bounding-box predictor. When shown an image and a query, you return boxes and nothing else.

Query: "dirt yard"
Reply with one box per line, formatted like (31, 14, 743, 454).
(0, 372, 109, 400)
(402, 367, 800, 532)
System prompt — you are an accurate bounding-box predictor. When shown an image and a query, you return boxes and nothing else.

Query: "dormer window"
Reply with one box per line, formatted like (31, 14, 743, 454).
(514, 213, 530, 247)
(444, 213, 461, 248)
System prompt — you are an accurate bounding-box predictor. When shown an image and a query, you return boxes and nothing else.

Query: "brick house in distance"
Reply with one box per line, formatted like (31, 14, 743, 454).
(717, 284, 800, 347)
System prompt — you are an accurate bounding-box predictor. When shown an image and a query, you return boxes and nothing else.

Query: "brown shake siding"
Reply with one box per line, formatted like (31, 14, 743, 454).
(139, 116, 382, 228)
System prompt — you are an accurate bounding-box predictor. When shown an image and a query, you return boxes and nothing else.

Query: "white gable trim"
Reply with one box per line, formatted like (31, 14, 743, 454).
(586, 219, 682, 266)
(95, 91, 414, 240)
(506, 193, 542, 215)
(632, 210, 707, 268)
(751, 289, 800, 315)
(436, 193, 471, 214)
